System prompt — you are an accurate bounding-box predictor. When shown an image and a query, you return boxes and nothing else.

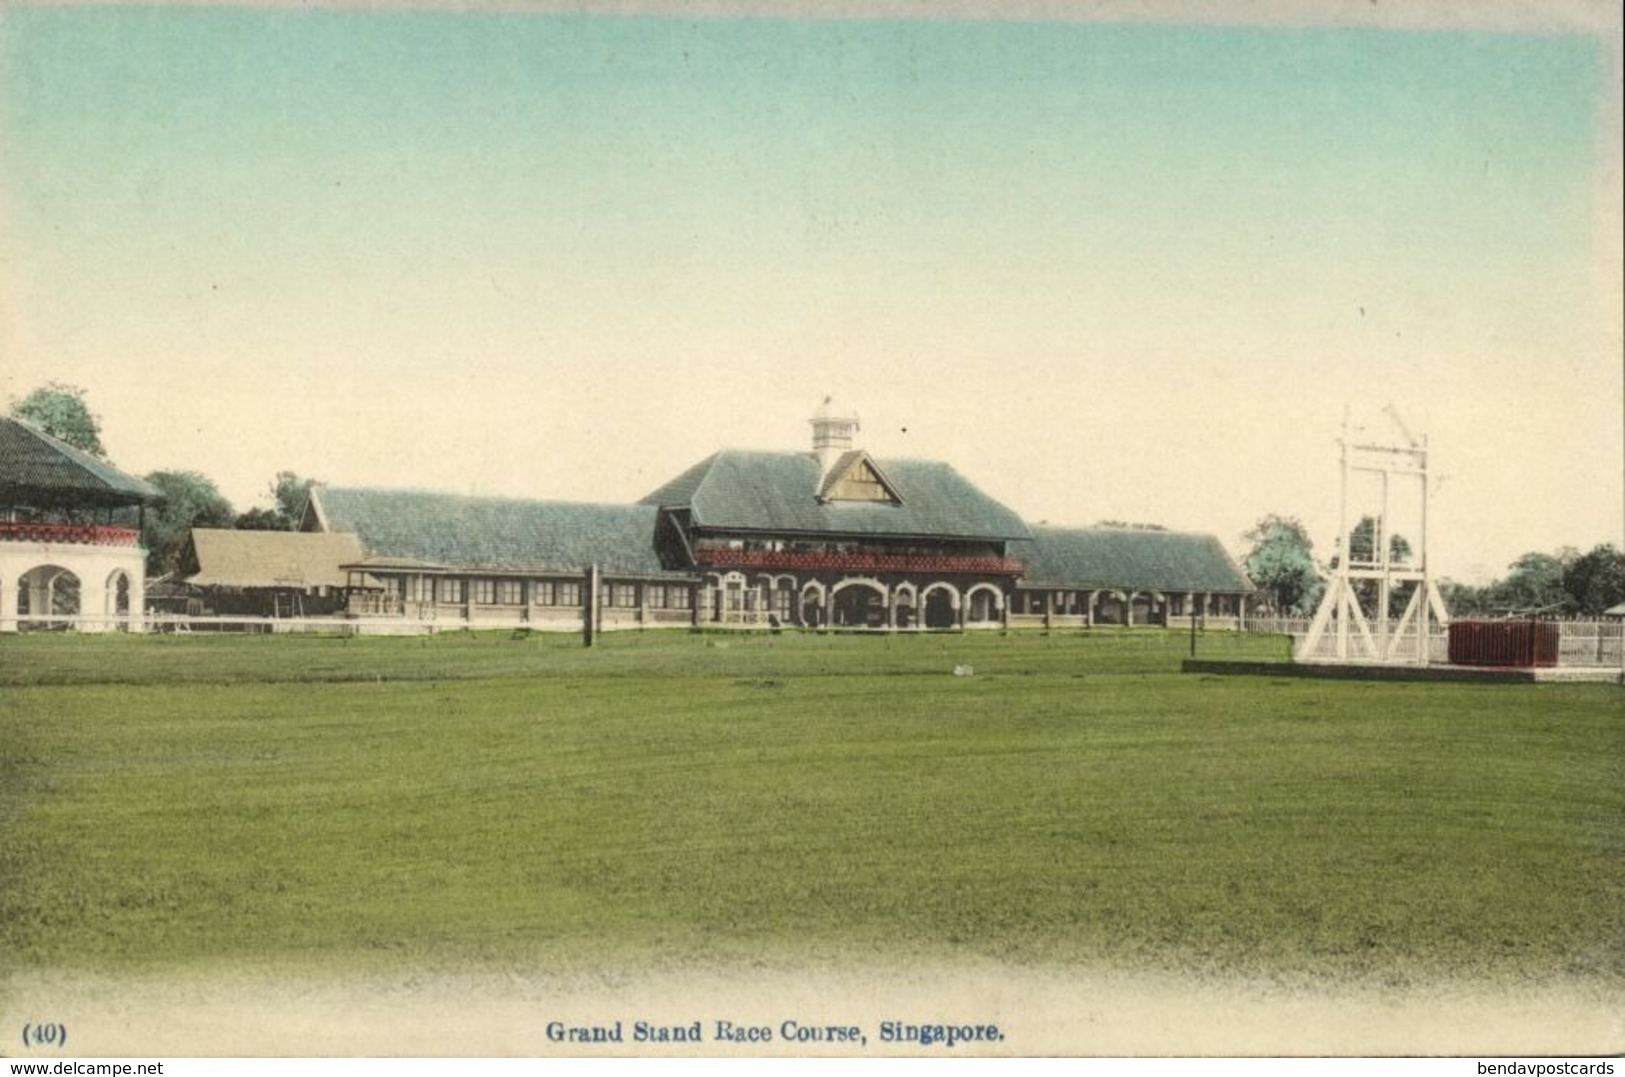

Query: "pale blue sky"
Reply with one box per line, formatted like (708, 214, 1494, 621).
(1, 5, 1618, 581)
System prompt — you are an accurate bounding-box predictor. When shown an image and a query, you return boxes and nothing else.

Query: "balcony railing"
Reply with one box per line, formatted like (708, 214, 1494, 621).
(694, 547, 1025, 576)
(0, 522, 141, 547)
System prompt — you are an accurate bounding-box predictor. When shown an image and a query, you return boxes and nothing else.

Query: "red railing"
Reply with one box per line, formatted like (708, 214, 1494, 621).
(0, 522, 141, 547)
(694, 547, 1024, 575)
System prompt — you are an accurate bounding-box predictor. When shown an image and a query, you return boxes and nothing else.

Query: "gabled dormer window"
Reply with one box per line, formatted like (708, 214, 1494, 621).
(818, 450, 902, 505)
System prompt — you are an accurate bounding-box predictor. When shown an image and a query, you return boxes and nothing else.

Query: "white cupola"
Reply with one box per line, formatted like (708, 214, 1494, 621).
(809, 396, 860, 478)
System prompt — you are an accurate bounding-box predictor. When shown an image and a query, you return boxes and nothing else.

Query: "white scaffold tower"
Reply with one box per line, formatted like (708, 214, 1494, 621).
(1298, 407, 1450, 665)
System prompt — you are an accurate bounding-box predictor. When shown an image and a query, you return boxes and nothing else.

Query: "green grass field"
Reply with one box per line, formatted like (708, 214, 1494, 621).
(1, 629, 1619, 988)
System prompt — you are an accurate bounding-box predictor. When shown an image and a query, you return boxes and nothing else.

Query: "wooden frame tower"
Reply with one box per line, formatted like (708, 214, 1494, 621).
(1298, 408, 1450, 665)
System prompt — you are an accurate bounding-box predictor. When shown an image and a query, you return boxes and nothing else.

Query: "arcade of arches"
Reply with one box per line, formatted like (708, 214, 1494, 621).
(0, 547, 145, 632)
(703, 572, 1006, 629)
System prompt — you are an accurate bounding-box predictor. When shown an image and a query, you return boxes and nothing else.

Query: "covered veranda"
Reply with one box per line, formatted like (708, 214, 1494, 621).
(0, 417, 157, 632)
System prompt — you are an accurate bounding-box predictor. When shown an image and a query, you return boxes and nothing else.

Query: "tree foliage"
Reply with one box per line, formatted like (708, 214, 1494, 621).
(235, 471, 318, 532)
(1242, 515, 1324, 615)
(1488, 551, 1571, 614)
(9, 382, 106, 458)
(1443, 546, 1621, 617)
(142, 470, 236, 577)
(1344, 516, 1412, 566)
(233, 507, 288, 531)
(1439, 579, 1490, 617)
(1561, 545, 1625, 616)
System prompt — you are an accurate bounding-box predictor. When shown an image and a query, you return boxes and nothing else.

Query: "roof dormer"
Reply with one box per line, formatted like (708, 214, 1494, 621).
(817, 449, 902, 505)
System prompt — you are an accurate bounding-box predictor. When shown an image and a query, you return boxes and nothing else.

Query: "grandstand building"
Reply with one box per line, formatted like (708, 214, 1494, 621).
(302, 402, 1253, 632)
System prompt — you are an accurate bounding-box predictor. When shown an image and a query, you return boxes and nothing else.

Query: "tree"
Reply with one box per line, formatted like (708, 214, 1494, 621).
(1486, 551, 1571, 614)
(271, 471, 317, 524)
(1344, 516, 1412, 566)
(236, 471, 318, 532)
(1242, 515, 1324, 615)
(9, 382, 105, 458)
(1439, 579, 1491, 617)
(1324, 516, 1416, 618)
(1561, 544, 1625, 615)
(233, 507, 288, 531)
(142, 471, 236, 577)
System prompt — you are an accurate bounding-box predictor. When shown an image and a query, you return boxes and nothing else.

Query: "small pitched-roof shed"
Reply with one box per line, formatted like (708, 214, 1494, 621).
(181, 529, 366, 589)
(176, 529, 369, 617)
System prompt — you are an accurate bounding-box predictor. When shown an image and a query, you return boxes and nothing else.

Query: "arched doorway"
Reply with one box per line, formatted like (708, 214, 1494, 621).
(831, 580, 886, 628)
(767, 577, 797, 627)
(921, 584, 958, 629)
(965, 584, 1003, 625)
(892, 584, 917, 629)
(800, 582, 826, 628)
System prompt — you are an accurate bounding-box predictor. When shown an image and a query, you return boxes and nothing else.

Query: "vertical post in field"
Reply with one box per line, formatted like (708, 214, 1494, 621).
(584, 564, 600, 647)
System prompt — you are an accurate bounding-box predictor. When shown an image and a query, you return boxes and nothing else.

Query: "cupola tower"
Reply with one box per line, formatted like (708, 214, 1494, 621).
(809, 396, 860, 478)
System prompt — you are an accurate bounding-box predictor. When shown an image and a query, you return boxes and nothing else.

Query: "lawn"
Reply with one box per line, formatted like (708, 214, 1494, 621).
(1, 628, 1619, 989)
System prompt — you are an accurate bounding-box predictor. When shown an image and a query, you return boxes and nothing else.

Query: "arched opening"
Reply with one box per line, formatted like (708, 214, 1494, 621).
(767, 577, 797, 627)
(18, 564, 80, 630)
(1095, 591, 1126, 625)
(799, 582, 826, 628)
(725, 575, 747, 622)
(832, 580, 886, 628)
(921, 584, 959, 629)
(965, 584, 1003, 624)
(892, 584, 917, 629)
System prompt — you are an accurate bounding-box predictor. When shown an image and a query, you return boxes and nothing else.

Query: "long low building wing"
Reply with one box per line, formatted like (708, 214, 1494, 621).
(1012, 526, 1254, 595)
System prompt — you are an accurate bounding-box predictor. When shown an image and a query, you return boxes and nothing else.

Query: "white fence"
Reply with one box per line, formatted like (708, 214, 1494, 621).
(6, 611, 1623, 665)
(1556, 620, 1624, 667)
(1240, 615, 1624, 668)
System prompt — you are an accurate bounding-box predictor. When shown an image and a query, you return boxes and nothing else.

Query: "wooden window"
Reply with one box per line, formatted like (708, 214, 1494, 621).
(534, 581, 555, 606)
(473, 579, 496, 605)
(497, 580, 523, 605)
(557, 582, 581, 607)
(436, 578, 464, 604)
(614, 584, 636, 608)
(646, 585, 665, 609)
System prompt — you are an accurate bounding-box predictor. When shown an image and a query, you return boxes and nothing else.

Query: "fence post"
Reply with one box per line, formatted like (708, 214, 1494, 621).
(583, 564, 599, 648)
